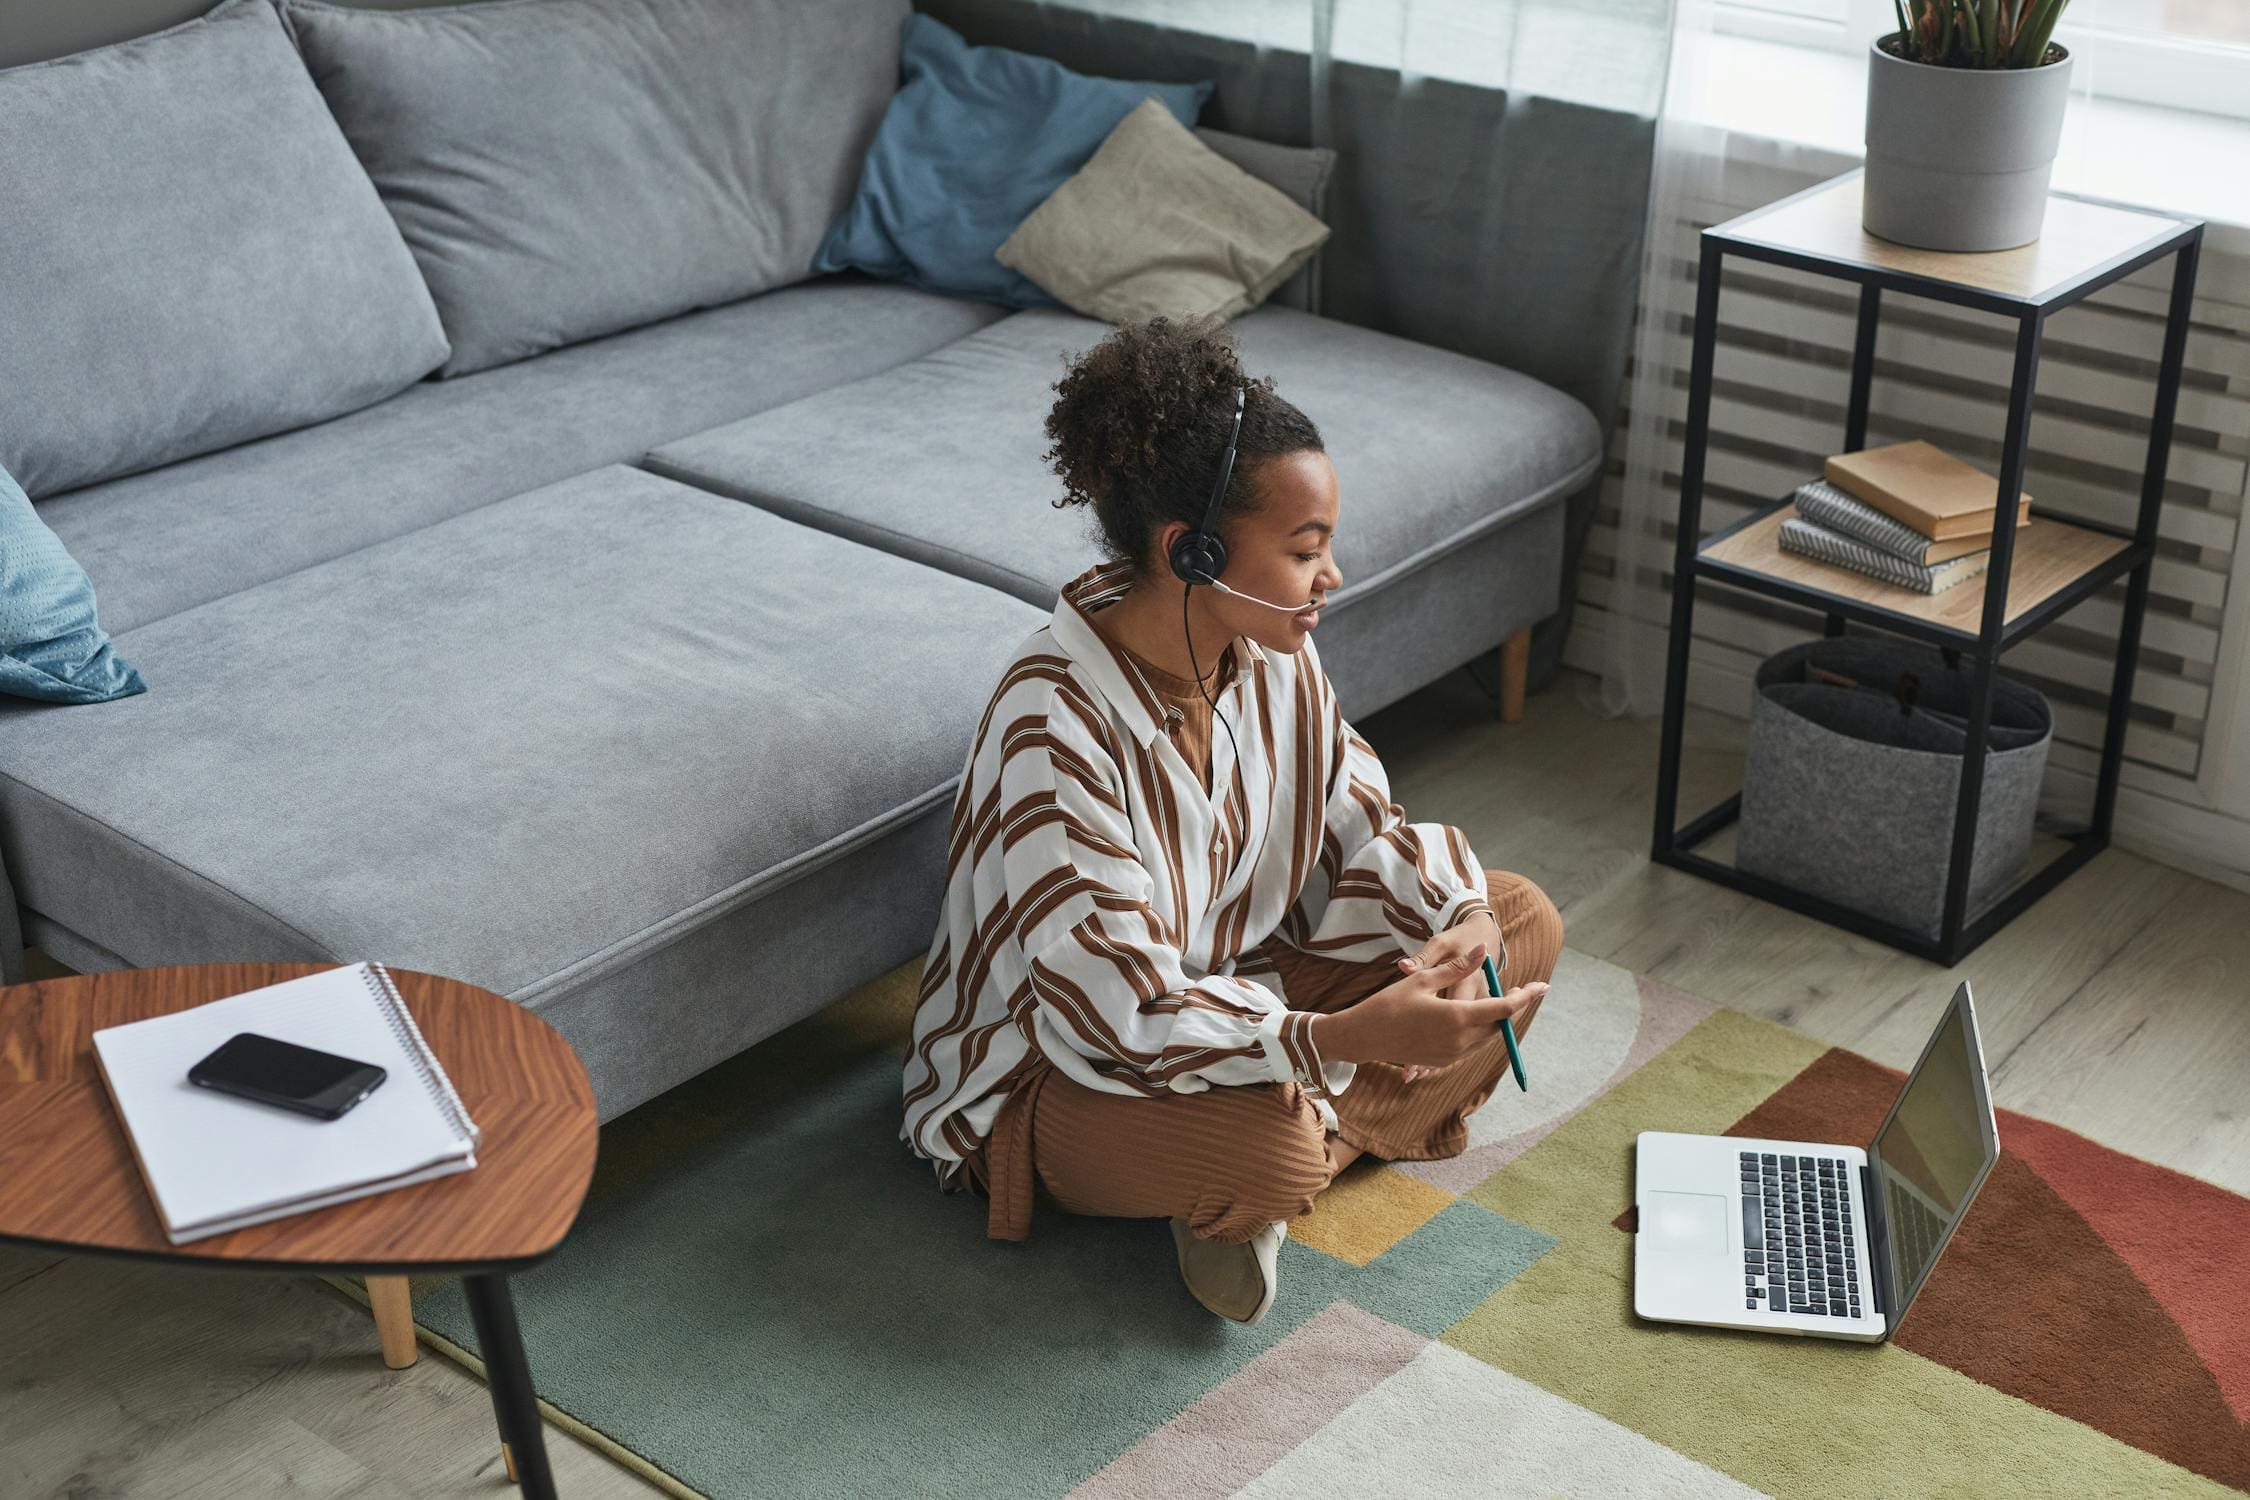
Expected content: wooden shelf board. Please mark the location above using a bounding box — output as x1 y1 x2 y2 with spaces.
1716 171 2191 303
1699 504 2132 635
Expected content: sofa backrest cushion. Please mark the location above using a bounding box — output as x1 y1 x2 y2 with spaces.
0 0 451 500
278 0 911 378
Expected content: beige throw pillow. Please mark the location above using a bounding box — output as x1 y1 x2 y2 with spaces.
996 96 1332 325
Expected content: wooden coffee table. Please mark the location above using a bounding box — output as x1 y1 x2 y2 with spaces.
0 963 598 1499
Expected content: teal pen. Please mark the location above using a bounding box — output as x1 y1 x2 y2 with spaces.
1482 952 1528 1092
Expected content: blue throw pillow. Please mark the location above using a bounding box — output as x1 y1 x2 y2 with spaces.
813 12 1213 308
0 462 147 704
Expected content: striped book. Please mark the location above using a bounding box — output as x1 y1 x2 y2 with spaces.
1777 517 1990 595
1793 479 1996 565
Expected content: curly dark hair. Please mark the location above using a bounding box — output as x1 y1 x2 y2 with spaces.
1042 313 1324 585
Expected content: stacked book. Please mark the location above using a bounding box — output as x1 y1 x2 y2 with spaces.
1778 439 2033 595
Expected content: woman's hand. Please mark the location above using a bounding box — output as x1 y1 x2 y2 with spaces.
1394 913 1506 1081
1404 912 1504 998
1309 942 1545 1073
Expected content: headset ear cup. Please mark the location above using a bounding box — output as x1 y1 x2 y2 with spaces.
1172 534 1225 586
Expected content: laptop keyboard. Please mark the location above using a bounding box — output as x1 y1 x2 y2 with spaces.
1739 1150 1863 1320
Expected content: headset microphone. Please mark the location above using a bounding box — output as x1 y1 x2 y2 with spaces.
1206 578 1318 613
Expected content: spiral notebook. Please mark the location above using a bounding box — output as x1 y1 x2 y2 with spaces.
91 962 481 1245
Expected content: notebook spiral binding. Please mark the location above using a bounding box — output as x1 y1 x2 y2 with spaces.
359 961 482 1147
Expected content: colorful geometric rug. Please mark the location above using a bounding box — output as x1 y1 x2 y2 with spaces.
386 948 2249 1498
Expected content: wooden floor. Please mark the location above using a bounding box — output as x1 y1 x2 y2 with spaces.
5 665 2245 1499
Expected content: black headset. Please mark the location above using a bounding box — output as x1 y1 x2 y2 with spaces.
1164 385 1247 774
1168 384 1246 590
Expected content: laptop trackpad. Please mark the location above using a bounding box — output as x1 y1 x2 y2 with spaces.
1643 1191 1730 1254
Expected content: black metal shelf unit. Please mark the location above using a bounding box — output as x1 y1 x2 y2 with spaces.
1650 168 2204 965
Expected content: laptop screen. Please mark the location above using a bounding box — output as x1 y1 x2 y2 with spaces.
1870 984 1999 1321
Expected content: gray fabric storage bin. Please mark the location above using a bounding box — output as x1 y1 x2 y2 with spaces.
1736 637 2052 940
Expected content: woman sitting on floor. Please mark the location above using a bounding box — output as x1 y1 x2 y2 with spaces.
901 313 1562 1324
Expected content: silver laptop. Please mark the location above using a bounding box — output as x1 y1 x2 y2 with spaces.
1633 981 1999 1342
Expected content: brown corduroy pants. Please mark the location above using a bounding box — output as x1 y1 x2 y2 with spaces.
963 869 1564 1244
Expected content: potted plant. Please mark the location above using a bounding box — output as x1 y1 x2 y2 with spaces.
1864 1 2074 252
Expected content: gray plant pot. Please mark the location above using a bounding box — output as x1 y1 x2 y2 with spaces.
1736 638 2052 941
1863 31 2073 252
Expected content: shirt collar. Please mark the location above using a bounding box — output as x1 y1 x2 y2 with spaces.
1050 560 1263 748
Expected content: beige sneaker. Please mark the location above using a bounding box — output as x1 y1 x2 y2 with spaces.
1168 1217 1287 1324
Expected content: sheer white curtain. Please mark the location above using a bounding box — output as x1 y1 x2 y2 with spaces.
1292 0 1678 697
1595 0 1723 721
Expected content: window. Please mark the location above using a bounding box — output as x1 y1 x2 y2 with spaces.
1087 0 2250 124
1717 0 2250 121
2060 0 2250 118
1715 0 1849 53
2095 0 2250 46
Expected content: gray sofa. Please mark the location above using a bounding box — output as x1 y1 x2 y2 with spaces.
0 0 1602 1124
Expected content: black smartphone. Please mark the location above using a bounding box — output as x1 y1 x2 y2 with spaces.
187 1031 388 1121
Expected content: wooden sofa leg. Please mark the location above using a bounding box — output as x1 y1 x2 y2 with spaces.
369 1275 419 1369
1498 627 1531 724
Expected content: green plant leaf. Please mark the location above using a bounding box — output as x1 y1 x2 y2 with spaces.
1957 0 1983 63
2012 0 2069 67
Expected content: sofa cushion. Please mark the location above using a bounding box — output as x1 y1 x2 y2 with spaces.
0 465 1046 1112
810 12 1212 309
17 764 976 1118
0 0 449 500
647 305 1606 611
996 98 1330 325
35 277 1006 637
279 0 909 377
1190 128 1335 314
0 463 145 705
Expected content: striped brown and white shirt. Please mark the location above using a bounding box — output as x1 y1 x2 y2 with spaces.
901 558 1497 1183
